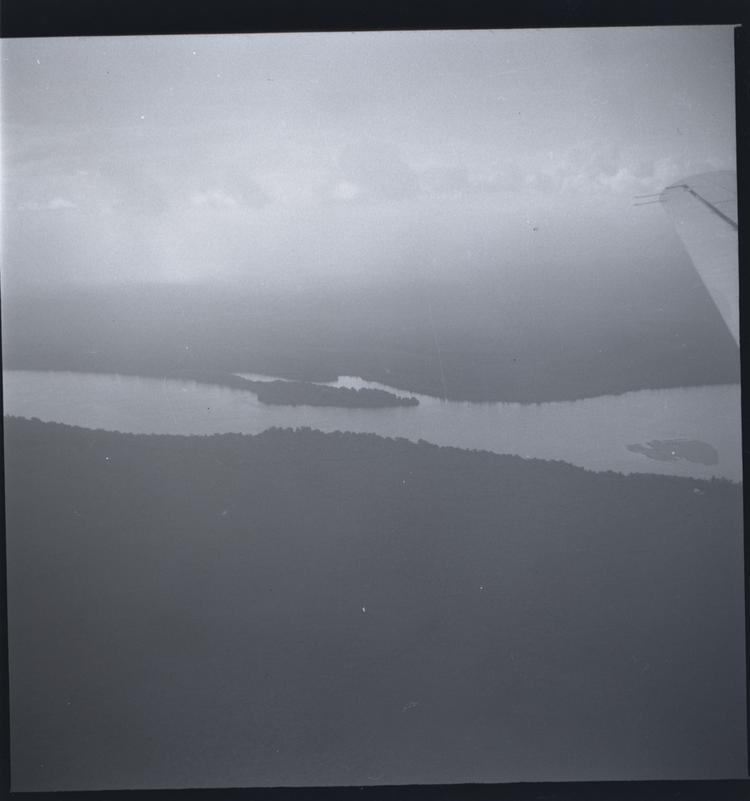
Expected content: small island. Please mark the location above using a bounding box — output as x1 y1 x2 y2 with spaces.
626 439 719 466
249 379 419 408
174 370 419 408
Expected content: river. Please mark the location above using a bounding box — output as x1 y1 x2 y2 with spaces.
2 369 741 481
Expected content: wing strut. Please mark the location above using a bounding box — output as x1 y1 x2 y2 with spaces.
668 183 738 231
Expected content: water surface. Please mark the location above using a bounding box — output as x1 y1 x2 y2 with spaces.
3 370 742 481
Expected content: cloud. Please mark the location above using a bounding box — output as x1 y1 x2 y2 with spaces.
335 140 419 202
331 180 362 201
419 164 470 195
507 141 732 200
206 168 269 209
189 177 269 210
17 196 77 211
415 159 571 200
632 160 655 180
190 190 241 208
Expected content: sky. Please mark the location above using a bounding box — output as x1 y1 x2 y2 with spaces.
0 26 737 290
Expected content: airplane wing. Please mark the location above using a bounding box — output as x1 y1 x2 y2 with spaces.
659 170 739 345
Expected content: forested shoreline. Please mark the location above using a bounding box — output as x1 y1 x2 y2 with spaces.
2 279 739 403
5 416 745 789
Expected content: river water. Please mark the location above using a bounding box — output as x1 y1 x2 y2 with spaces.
2 369 742 481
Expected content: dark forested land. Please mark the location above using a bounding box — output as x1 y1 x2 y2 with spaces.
1 275 739 402
4 417 745 790
250 379 419 407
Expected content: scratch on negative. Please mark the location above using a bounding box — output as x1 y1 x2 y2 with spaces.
426 300 448 401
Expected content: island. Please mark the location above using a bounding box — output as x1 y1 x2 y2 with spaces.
166 370 419 408
627 438 719 466
248 379 419 408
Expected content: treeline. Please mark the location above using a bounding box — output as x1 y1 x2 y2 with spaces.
250 379 418 407
4 417 745 790
1 279 739 403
